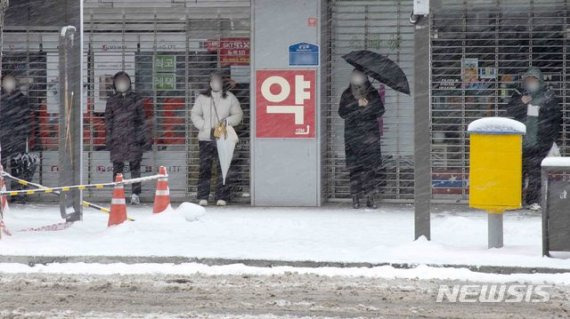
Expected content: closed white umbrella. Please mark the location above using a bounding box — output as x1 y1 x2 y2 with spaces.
216 125 239 185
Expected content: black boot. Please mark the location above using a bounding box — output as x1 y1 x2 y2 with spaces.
352 195 361 209
366 195 377 209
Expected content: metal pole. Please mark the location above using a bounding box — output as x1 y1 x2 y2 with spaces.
0 0 9 236
0 0 9 162
541 167 549 256
185 12 190 199
413 12 431 240
59 26 82 222
58 0 83 222
488 213 503 249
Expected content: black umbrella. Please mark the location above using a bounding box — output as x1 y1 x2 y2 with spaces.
342 50 410 95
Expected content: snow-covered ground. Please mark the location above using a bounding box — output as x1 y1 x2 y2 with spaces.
3 262 570 285
1 203 569 270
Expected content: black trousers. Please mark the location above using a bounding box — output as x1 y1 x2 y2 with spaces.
522 147 544 205
198 140 230 201
349 164 382 197
113 159 141 195
346 143 383 197
1 156 28 192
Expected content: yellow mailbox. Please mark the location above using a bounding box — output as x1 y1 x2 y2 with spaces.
467 117 526 213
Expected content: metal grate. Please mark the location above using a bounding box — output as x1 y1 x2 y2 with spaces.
83 3 251 202
3 1 252 203
431 0 569 201
325 0 415 201
1 28 59 200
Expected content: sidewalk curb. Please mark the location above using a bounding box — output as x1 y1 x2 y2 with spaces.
0 255 568 275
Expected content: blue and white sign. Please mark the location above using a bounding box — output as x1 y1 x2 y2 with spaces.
289 42 319 66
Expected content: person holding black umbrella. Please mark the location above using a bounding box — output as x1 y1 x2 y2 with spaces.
339 69 385 209
339 50 409 209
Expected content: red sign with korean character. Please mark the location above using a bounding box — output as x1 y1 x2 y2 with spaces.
256 70 316 138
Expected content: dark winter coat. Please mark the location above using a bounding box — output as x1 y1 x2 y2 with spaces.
104 72 148 162
0 90 32 158
506 90 562 157
338 83 385 187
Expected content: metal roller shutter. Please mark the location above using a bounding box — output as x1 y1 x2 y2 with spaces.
1 28 59 199
431 0 569 201
325 0 415 201
83 1 251 202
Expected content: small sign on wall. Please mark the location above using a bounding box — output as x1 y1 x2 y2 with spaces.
205 38 250 66
154 73 176 90
289 42 319 66
308 17 318 27
154 55 176 90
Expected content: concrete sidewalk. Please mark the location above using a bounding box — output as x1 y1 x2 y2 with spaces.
1 203 569 274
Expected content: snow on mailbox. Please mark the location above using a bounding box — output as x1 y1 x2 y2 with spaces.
467 117 526 213
468 117 526 249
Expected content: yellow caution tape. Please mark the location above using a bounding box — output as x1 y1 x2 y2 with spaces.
0 173 139 221
0 174 165 196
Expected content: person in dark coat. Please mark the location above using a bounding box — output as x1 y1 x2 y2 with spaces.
339 69 385 209
506 67 562 210
0 74 33 198
104 71 148 205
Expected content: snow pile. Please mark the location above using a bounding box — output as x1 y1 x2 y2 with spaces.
109 202 206 233
2 262 570 284
467 117 526 134
541 157 570 168
3 205 570 271
177 202 207 221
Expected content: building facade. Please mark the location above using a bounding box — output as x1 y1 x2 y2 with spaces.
3 0 567 206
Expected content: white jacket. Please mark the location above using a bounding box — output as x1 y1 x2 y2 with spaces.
191 91 243 141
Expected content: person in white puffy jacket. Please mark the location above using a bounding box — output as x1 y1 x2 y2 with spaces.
191 72 243 207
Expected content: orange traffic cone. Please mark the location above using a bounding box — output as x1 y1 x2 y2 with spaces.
153 166 170 214
108 173 127 226
0 164 9 239
0 164 9 214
